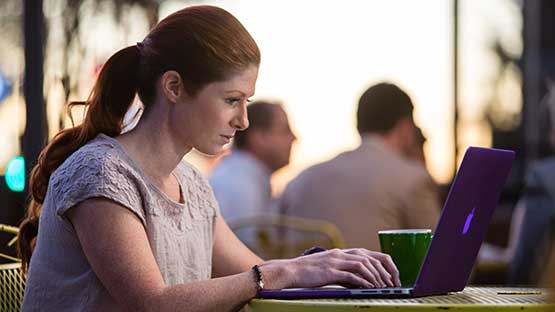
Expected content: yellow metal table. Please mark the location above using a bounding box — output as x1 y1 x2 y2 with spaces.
246 287 554 311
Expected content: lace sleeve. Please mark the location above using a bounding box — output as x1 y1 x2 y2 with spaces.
50 148 146 226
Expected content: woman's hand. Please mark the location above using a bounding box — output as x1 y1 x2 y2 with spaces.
259 248 401 290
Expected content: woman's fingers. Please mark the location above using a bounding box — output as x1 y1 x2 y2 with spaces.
331 269 375 289
343 254 389 287
369 257 394 287
343 249 399 287
325 249 388 288
367 251 401 287
338 260 381 287
295 248 402 289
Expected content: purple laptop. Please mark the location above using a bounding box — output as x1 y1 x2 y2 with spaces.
259 147 515 299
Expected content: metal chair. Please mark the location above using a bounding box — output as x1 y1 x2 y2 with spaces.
0 224 24 312
0 263 25 312
228 214 345 259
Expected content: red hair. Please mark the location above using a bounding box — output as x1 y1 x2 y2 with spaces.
18 5 260 273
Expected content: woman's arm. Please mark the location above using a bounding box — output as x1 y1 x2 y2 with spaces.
210 214 401 288
68 198 400 312
68 198 261 311
211 215 263 277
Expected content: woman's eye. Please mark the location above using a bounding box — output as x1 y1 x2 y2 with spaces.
225 98 241 106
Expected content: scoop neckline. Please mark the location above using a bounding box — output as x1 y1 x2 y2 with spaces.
97 133 186 207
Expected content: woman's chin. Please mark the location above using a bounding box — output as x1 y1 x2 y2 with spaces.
194 144 225 157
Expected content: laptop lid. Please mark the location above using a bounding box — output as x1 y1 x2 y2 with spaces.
412 147 514 296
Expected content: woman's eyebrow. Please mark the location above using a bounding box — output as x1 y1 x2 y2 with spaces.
224 90 246 96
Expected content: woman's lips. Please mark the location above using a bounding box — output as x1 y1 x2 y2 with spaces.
221 135 233 144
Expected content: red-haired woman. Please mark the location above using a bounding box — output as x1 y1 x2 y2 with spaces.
18 6 400 311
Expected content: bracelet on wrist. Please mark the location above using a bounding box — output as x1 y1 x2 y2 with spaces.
252 264 265 295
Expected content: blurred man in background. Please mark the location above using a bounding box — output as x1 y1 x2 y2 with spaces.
209 101 296 247
280 82 440 251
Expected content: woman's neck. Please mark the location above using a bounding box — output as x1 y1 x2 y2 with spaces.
116 114 190 184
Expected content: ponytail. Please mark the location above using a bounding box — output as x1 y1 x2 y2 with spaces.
18 45 141 273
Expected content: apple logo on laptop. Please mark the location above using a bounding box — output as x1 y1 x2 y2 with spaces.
462 207 476 235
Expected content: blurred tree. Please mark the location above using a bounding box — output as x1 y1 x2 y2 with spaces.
23 0 48 189
51 0 162 130
0 1 23 48
483 37 523 191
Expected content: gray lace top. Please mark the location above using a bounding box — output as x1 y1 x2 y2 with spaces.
22 134 219 311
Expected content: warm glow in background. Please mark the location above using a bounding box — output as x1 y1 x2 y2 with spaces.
0 0 522 194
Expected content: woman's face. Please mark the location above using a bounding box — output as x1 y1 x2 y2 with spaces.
172 65 258 155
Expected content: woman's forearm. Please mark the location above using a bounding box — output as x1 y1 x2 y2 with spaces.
146 263 290 312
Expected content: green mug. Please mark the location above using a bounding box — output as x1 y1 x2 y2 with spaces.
378 229 432 287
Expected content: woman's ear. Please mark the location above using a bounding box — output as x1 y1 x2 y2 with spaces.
161 70 184 103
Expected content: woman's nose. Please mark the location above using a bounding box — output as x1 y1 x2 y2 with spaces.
233 106 249 131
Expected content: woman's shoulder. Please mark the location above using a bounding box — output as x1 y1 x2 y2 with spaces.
47 134 146 224
55 135 126 175
49 134 138 192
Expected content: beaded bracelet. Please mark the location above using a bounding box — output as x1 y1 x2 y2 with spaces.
252 264 265 294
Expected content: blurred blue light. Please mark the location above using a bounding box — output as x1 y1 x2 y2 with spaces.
0 71 12 103
5 156 25 192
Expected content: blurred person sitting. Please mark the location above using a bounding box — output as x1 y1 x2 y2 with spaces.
280 82 440 252
209 101 296 247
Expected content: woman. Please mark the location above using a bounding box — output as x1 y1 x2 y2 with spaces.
18 5 400 311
